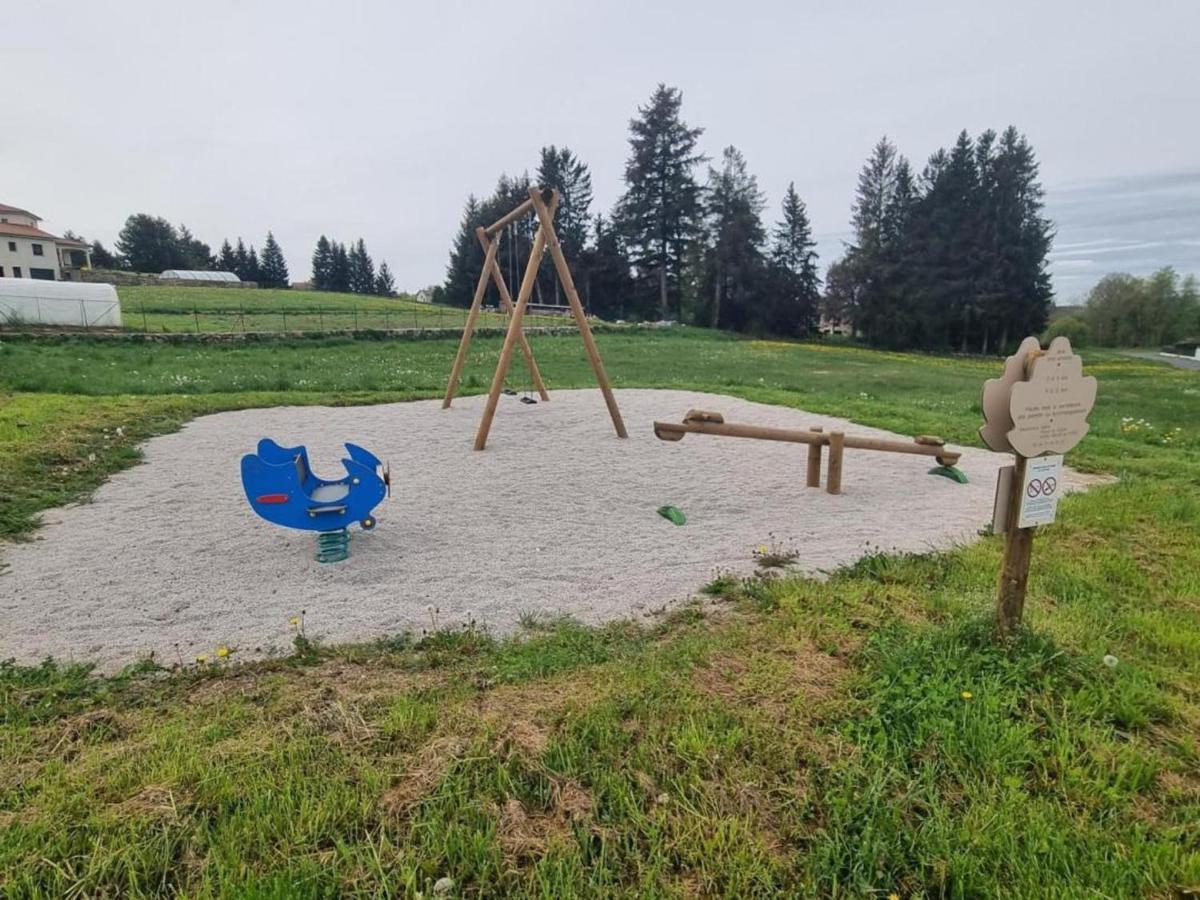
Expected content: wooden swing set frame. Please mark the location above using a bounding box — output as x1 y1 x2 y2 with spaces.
442 186 627 450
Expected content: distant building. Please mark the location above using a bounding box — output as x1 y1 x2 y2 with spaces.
0 203 92 281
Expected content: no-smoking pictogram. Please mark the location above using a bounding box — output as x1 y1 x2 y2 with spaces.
1025 476 1059 499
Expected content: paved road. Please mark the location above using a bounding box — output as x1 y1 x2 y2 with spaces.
1122 351 1200 371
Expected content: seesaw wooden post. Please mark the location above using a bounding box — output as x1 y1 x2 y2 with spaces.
806 425 824 488
827 431 845 495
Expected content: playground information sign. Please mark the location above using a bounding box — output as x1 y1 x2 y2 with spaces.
979 336 1042 453
1017 454 1063 528
1006 338 1097 458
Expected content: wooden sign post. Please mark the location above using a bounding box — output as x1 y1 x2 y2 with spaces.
980 336 1097 638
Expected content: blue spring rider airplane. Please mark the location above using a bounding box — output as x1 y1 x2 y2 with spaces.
241 439 390 562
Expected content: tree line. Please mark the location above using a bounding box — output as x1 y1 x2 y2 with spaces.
73 214 396 296
441 84 1055 352
310 236 396 296
1050 267 1199 348
828 131 1054 353
441 87 821 335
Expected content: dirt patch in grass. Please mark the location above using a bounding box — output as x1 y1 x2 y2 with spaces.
113 785 186 822
694 640 850 715
46 709 128 758
495 779 595 860
475 678 599 756
379 735 467 818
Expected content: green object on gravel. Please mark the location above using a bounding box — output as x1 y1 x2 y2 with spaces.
657 505 687 526
928 465 969 484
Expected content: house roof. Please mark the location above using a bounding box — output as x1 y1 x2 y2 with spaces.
0 202 39 220
0 221 88 247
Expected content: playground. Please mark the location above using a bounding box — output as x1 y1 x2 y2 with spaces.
0 388 1049 669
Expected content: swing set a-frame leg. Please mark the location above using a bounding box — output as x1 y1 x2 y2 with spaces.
529 187 627 439
473 206 549 450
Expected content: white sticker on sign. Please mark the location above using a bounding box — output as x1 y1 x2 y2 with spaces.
1018 454 1064 528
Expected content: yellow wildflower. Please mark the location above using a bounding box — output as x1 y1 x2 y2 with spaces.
961 691 973 701
216 646 230 659
289 616 301 627
195 654 208 665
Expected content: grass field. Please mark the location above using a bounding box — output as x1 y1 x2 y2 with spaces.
1 331 1198 897
109 285 579 334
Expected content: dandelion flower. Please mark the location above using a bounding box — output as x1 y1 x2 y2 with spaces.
289 616 300 627
757 545 769 554
961 691 973 701
889 894 901 900
1102 654 1118 668
195 654 208 664
216 646 230 659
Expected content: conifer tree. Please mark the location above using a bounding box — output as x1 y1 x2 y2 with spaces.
579 215 637 320
217 239 237 273
348 239 375 294
536 146 593 260
246 246 261 283
329 241 351 293
764 182 821 336
537 146 594 304
374 260 396 297
614 84 706 318
259 231 290 288
697 146 767 330
90 240 117 269
443 195 484 307
233 238 250 281
311 236 333 290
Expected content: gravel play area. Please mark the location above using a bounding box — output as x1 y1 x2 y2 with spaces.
0 389 1086 671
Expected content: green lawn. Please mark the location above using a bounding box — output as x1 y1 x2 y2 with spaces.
1 331 1198 897
113 285 577 334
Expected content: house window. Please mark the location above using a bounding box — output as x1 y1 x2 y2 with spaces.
6 242 15 252
32 243 44 256
30 268 55 281
0 266 5 277
13 266 22 277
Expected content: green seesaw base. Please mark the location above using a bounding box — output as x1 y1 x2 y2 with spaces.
928 465 969 484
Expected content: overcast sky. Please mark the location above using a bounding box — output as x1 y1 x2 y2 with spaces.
5 0 1198 302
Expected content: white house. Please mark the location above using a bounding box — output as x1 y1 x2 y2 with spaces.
0 202 92 282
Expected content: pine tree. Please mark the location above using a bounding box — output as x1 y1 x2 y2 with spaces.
348 239 375 294
614 84 706 319
579 215 637 320
374 260 396 297
329 241 351 293
116 214 181 273
246 246 261 284
259 231 290 288
764 182 821 336
311 236 333 290
90 240 117 269
697 146 767 331
443 195 484 307
233 238 250 281
537 146 593 260
843 137 901 344
217 240 237 273
989 126 1054 350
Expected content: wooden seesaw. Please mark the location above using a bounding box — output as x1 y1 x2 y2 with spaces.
653 410 966 494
